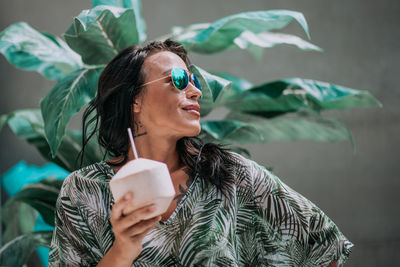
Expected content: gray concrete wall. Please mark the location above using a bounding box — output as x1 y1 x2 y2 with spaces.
1 0 399 266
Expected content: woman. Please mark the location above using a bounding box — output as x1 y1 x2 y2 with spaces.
49 39 353 266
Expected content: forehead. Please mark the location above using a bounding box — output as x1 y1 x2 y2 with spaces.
143 51 188 79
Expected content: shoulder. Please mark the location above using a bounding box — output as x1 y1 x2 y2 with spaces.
227 151 267 170
59 162 114 201
57 162 114 214
227 151 273 182
227 151 293 202
63 161 113 186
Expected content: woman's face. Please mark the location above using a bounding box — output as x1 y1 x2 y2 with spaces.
134 51 202 140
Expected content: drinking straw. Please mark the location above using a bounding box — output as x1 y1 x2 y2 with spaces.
127 128 139 159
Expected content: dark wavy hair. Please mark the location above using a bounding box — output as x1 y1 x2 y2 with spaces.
79 39 239 194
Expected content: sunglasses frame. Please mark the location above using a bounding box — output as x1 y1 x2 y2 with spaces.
140 67 202 92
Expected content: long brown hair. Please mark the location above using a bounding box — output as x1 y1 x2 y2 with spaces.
79 39 239 195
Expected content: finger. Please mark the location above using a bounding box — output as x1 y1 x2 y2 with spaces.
128 216 161 238
119 204 157 230
111 192 133 220
122 201 157 216
122 202 140 216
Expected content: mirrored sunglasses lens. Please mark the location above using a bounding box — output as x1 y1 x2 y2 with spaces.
171 68 188 90
191 74 202 91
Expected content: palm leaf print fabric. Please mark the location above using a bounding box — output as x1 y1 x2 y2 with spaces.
49 153 353 266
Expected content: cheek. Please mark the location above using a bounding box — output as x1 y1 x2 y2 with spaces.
141 89 200 135
142 92 181 122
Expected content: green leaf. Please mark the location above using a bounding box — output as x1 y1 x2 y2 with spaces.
92 0 146 44
0 114 7 132
5 109 102 171
200 120 262 144
6 109 44 140
52 129 103 170
40 68 102 157
224 110 354 144
64 5 145 65
7 178 63 226
189 65 232 117
0 231 53 267
224 78 382 112
233 31 322 59
92 0 138 8
0 22 83 80
212 72 253 99
169 23 210 41
172 10 310 54
1 201 37 243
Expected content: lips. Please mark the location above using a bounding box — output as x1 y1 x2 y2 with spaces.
182 104 200 117
182 104 200 112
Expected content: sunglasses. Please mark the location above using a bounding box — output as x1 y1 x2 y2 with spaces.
141 67 202 92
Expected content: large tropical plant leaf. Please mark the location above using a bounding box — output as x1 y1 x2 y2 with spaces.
3 178 63 226
1 201 37 244
224 78 382 112
2 109 45 140
0 22 82 80
234 31 322 59
2 109 102 171
212 72 253 99
171 10 311 54
92 0 138 7
200 110 354 144
40 68 102 157
200 120 262 144
91 0 146 44
189 65 232 117
0 231 52 267
0 114 7 132
64 5 145 65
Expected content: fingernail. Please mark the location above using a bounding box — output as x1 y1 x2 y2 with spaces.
124 192 132 200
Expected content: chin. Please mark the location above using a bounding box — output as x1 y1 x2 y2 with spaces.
183 123 201 137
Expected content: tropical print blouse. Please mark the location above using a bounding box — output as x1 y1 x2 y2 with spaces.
49 153 353 266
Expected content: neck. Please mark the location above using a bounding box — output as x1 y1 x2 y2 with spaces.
127 132 181 173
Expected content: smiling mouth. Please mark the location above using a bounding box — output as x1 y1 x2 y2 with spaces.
183 108 200 117
182 104 200 117
182 107 200 117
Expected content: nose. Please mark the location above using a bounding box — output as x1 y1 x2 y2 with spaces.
185 82 202 100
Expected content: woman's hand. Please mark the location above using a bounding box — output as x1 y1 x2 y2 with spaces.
111 191 161 259
97 192 161 267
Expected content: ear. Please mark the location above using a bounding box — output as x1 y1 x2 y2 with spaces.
132 95 143 113
132 101 141 113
